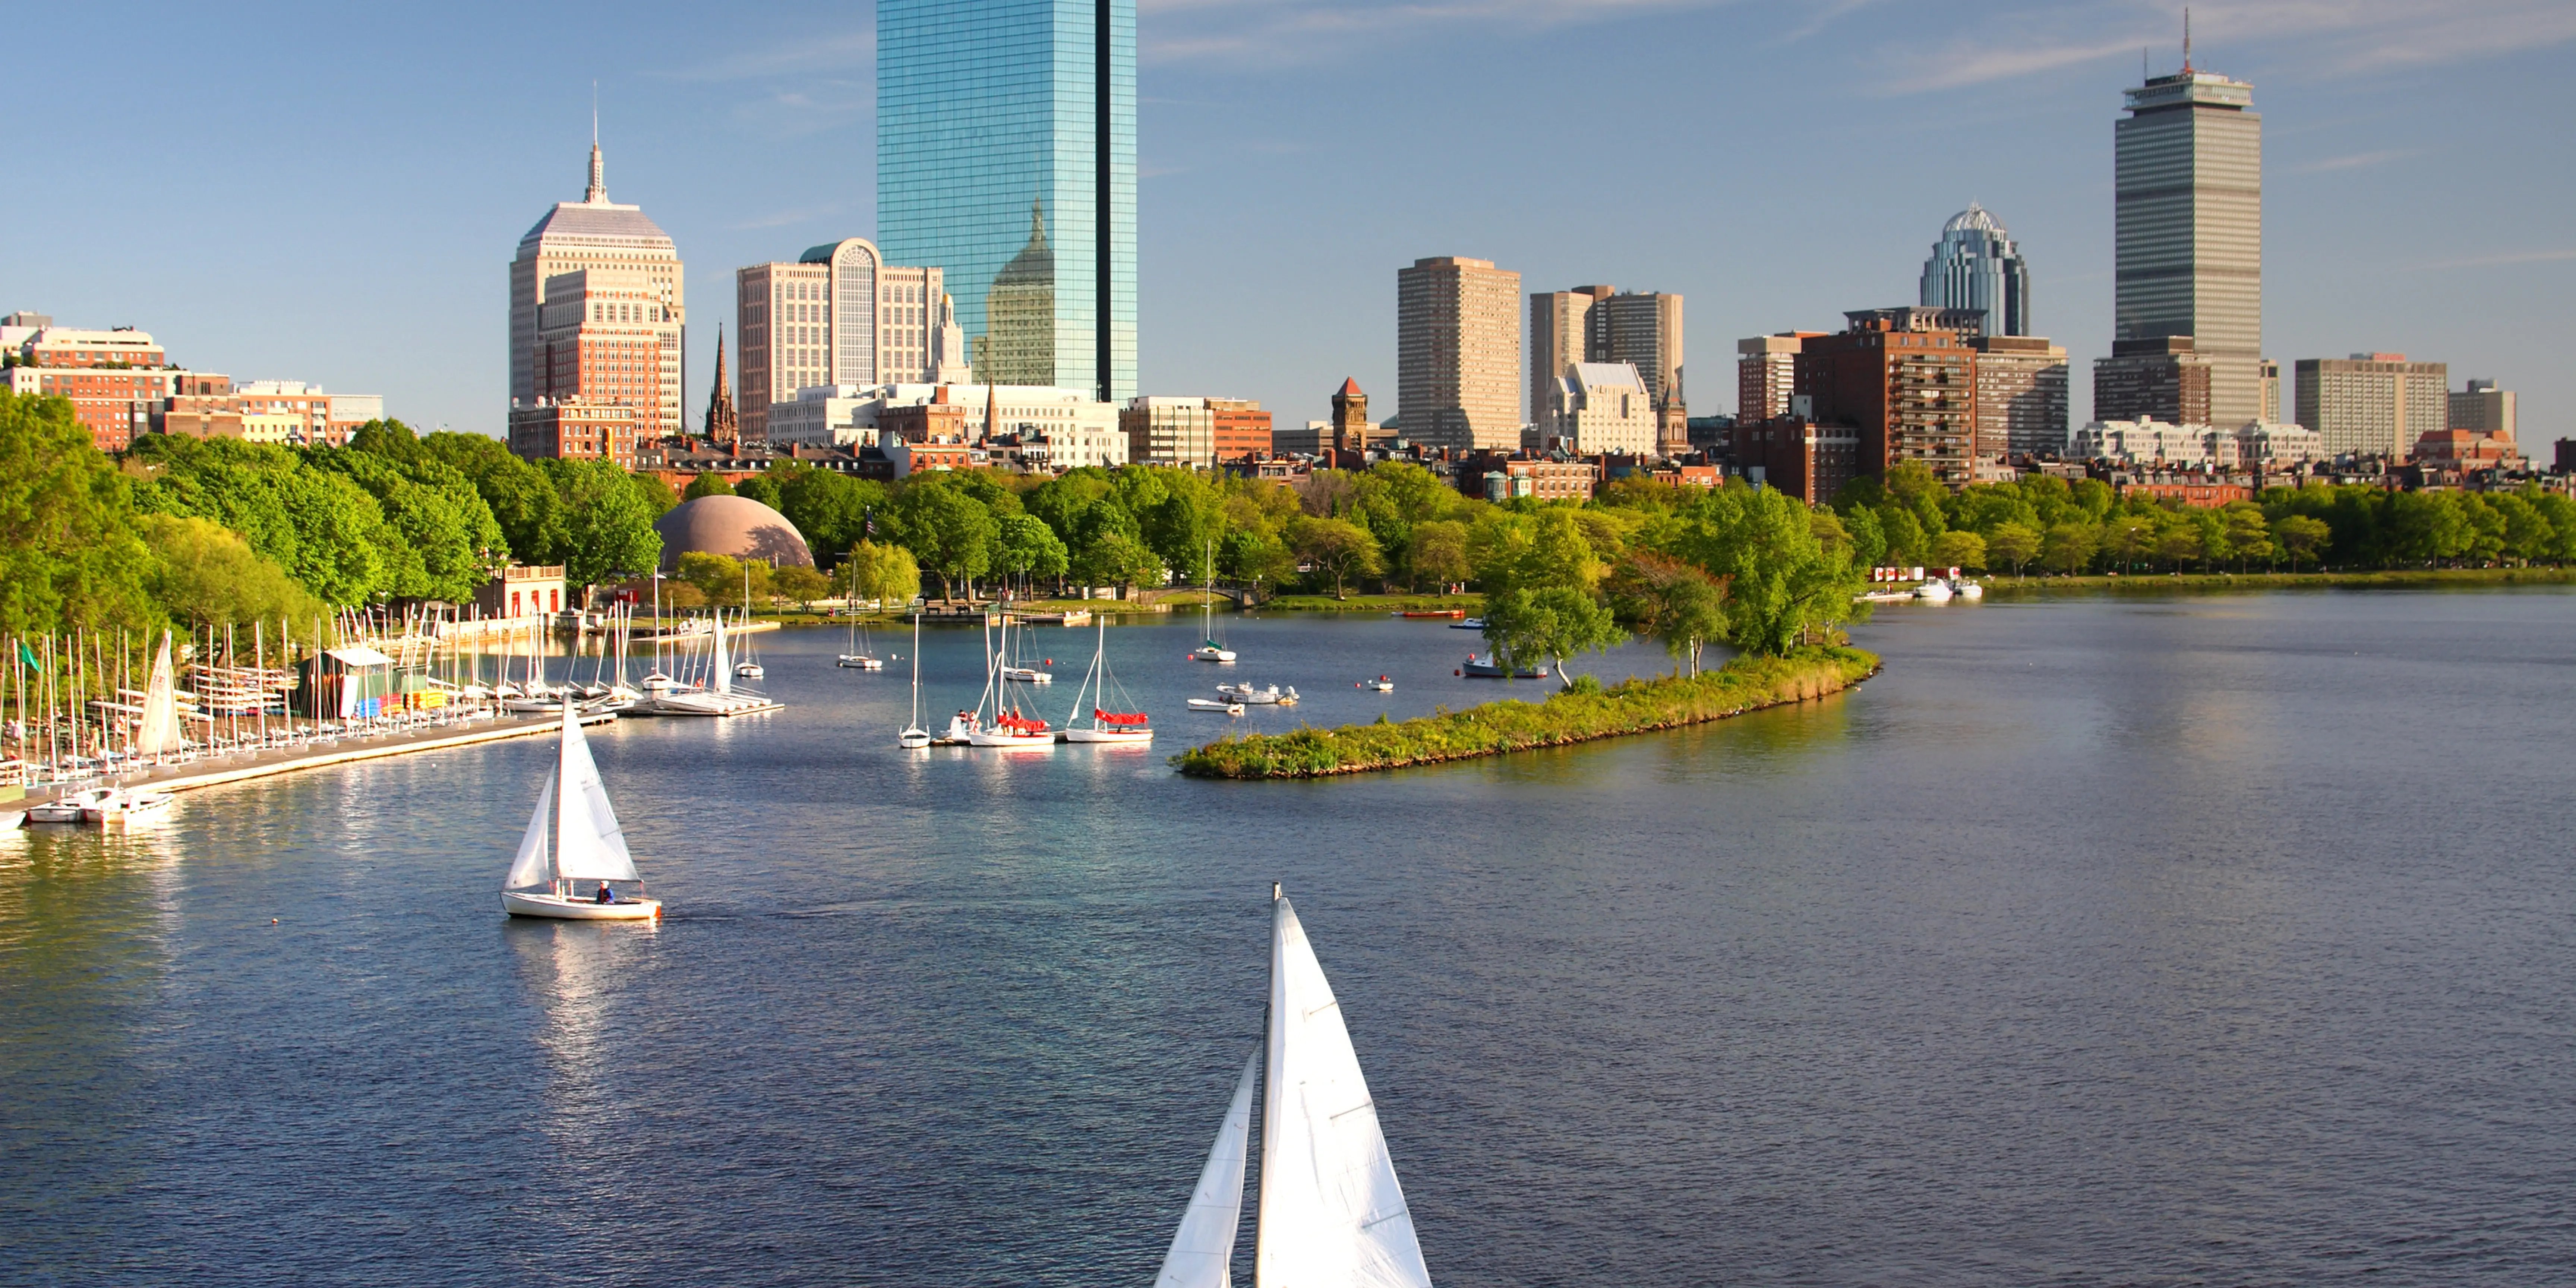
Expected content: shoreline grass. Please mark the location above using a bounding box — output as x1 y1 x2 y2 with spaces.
1974 566 2573 599
1174 647 1877 779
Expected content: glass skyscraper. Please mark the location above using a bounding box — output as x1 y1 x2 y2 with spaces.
879 0 1136 402
1918 203 2030 338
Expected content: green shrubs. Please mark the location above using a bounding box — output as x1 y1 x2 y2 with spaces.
1173 647 1877 779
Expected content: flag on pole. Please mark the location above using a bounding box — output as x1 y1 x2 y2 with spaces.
16 641 39 673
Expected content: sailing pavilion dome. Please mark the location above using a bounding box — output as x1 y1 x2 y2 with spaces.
653 494 814 573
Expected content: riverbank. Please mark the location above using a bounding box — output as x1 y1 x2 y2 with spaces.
1174 647 1876 779
15 710 609 810
1975 566 2573 599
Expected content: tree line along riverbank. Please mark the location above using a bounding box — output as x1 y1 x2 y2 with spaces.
1172 647 1877 779
1973 565 2575 599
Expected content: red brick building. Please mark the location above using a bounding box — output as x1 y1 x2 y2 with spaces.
1729 417 1862 504
1792 308 1979 488
509 398 641 468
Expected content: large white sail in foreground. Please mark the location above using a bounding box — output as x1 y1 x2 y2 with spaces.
550 702 638 883
1254 895 1433 1288
1157 1048 1259 1288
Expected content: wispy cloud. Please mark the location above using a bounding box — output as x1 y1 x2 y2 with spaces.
2406 247 2576 272
1877 35 2145 92
660 31 875 82
2294 148 2414 173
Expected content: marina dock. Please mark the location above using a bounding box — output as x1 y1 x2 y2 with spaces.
13 711 615 810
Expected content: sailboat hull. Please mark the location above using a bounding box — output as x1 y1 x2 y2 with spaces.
502 890 662 920
1063 727 1153 744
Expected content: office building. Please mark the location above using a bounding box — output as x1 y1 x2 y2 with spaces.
510 398 641 467
1920 203 2030 338
736 239 956 441
1122 397 1216 468
1209 398 1270 461
1792 308 1981 487
1737 333 1818 423
878 0 1136 401
1528 286 1614 424
766 382 1126 468
2097 59 2266 427
2450 379 2516 440
1730 417 1860 505
510 140 685 439
1537 362 1657 456
1967 335 2069 459
2296 353 2448 460
1398 256 1522 452
7 363 176 449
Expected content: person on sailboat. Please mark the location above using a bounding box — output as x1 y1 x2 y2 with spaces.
595 881 615 904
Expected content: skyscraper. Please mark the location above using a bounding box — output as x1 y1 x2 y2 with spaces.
2095 57 2265 427
879 0 1136 402
1919 204 2030 338
1398 256 1522 452
1528 285 1614 423
509 140 685 438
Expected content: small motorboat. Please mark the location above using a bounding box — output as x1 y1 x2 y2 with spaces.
734 661 767 680
1000 665 1052 684
27 787 111 825
88 789 177 828
1914 579 1955 602
1449 618 1486 630
1956 580 1985 599
1360 675 1394 692
1460 654 1548 679
1216 683 1296 705
1187 698 1246 715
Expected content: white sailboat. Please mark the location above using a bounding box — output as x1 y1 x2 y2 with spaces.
898 613 932 749
959 614 1054 746
1154 887 1435 1288
998 615 1053 684
1062 616 1151 744
839 599 886 670
734 567 767 679
501 702 660 921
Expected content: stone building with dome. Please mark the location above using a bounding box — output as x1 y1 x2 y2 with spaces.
651 494 815 574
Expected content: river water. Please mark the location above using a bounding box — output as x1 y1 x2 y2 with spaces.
3 591 2572 1285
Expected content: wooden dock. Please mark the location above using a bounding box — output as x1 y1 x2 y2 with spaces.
13 711 613 808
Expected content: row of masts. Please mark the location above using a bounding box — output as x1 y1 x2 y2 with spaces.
0 601 755 790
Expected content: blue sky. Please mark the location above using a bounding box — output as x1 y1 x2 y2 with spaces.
7 1 2570 440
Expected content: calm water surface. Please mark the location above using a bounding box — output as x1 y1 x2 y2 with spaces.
3 593 2572 1285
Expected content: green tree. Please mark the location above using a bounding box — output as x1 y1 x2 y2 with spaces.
546 457 663 587
841 540 923 609
141 514 324 631
420 430 562 564
1074 529 1165 596
2156 523 2206 571
775 466 887 566
1288 514 1384 598
2041 521 2097 575
1404 519 1472 592
2223 504 2274 569
675 551 743 606
893 479 1000 600
1217 527 1297 596
996 512 1071 596
684 471 735 500
1481 585 1626 688
771 564 832 611
734 473 783 510
312 448 505 602
2273 514 2330 571
1606 551 1727 676
1985 521 2040 577
0 392 161 637
1929 529 1987 574
1470 507 1601 597
1668 485 1865 656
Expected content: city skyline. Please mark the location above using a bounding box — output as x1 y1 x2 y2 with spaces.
2 2 2568 439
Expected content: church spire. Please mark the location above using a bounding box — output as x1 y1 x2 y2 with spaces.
705 325 738 444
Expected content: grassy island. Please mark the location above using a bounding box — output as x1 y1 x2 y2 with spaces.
1173 647 1877 779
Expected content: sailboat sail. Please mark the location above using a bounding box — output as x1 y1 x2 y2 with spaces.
1156 1047 1259 1288
1255 896 1434 1288
504 777 555 890
136 632 182 755
551 703 638 882
711 610 734 696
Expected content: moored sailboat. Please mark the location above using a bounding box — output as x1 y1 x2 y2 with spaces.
1152 886 1434 1288
1061 616 1150 744
899 613 933 749
501 702 660 921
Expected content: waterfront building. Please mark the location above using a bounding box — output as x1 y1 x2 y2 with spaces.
1398 256 1522 452
1966 335 2069 459
1729 416 1861 505
735 239 953 441
1793 307 1982 488
2296 353 2448 460
878 0 1136 401
2069 418 2241 468
509 398 640 468
2097 59 2267 428
1737 333 1819 423
1920 204 2031 339
509 140 686 439
2450 379 2516 441
764 382 1126 470
1537 362 1656 456
474 564 570 619
12 325 165 369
